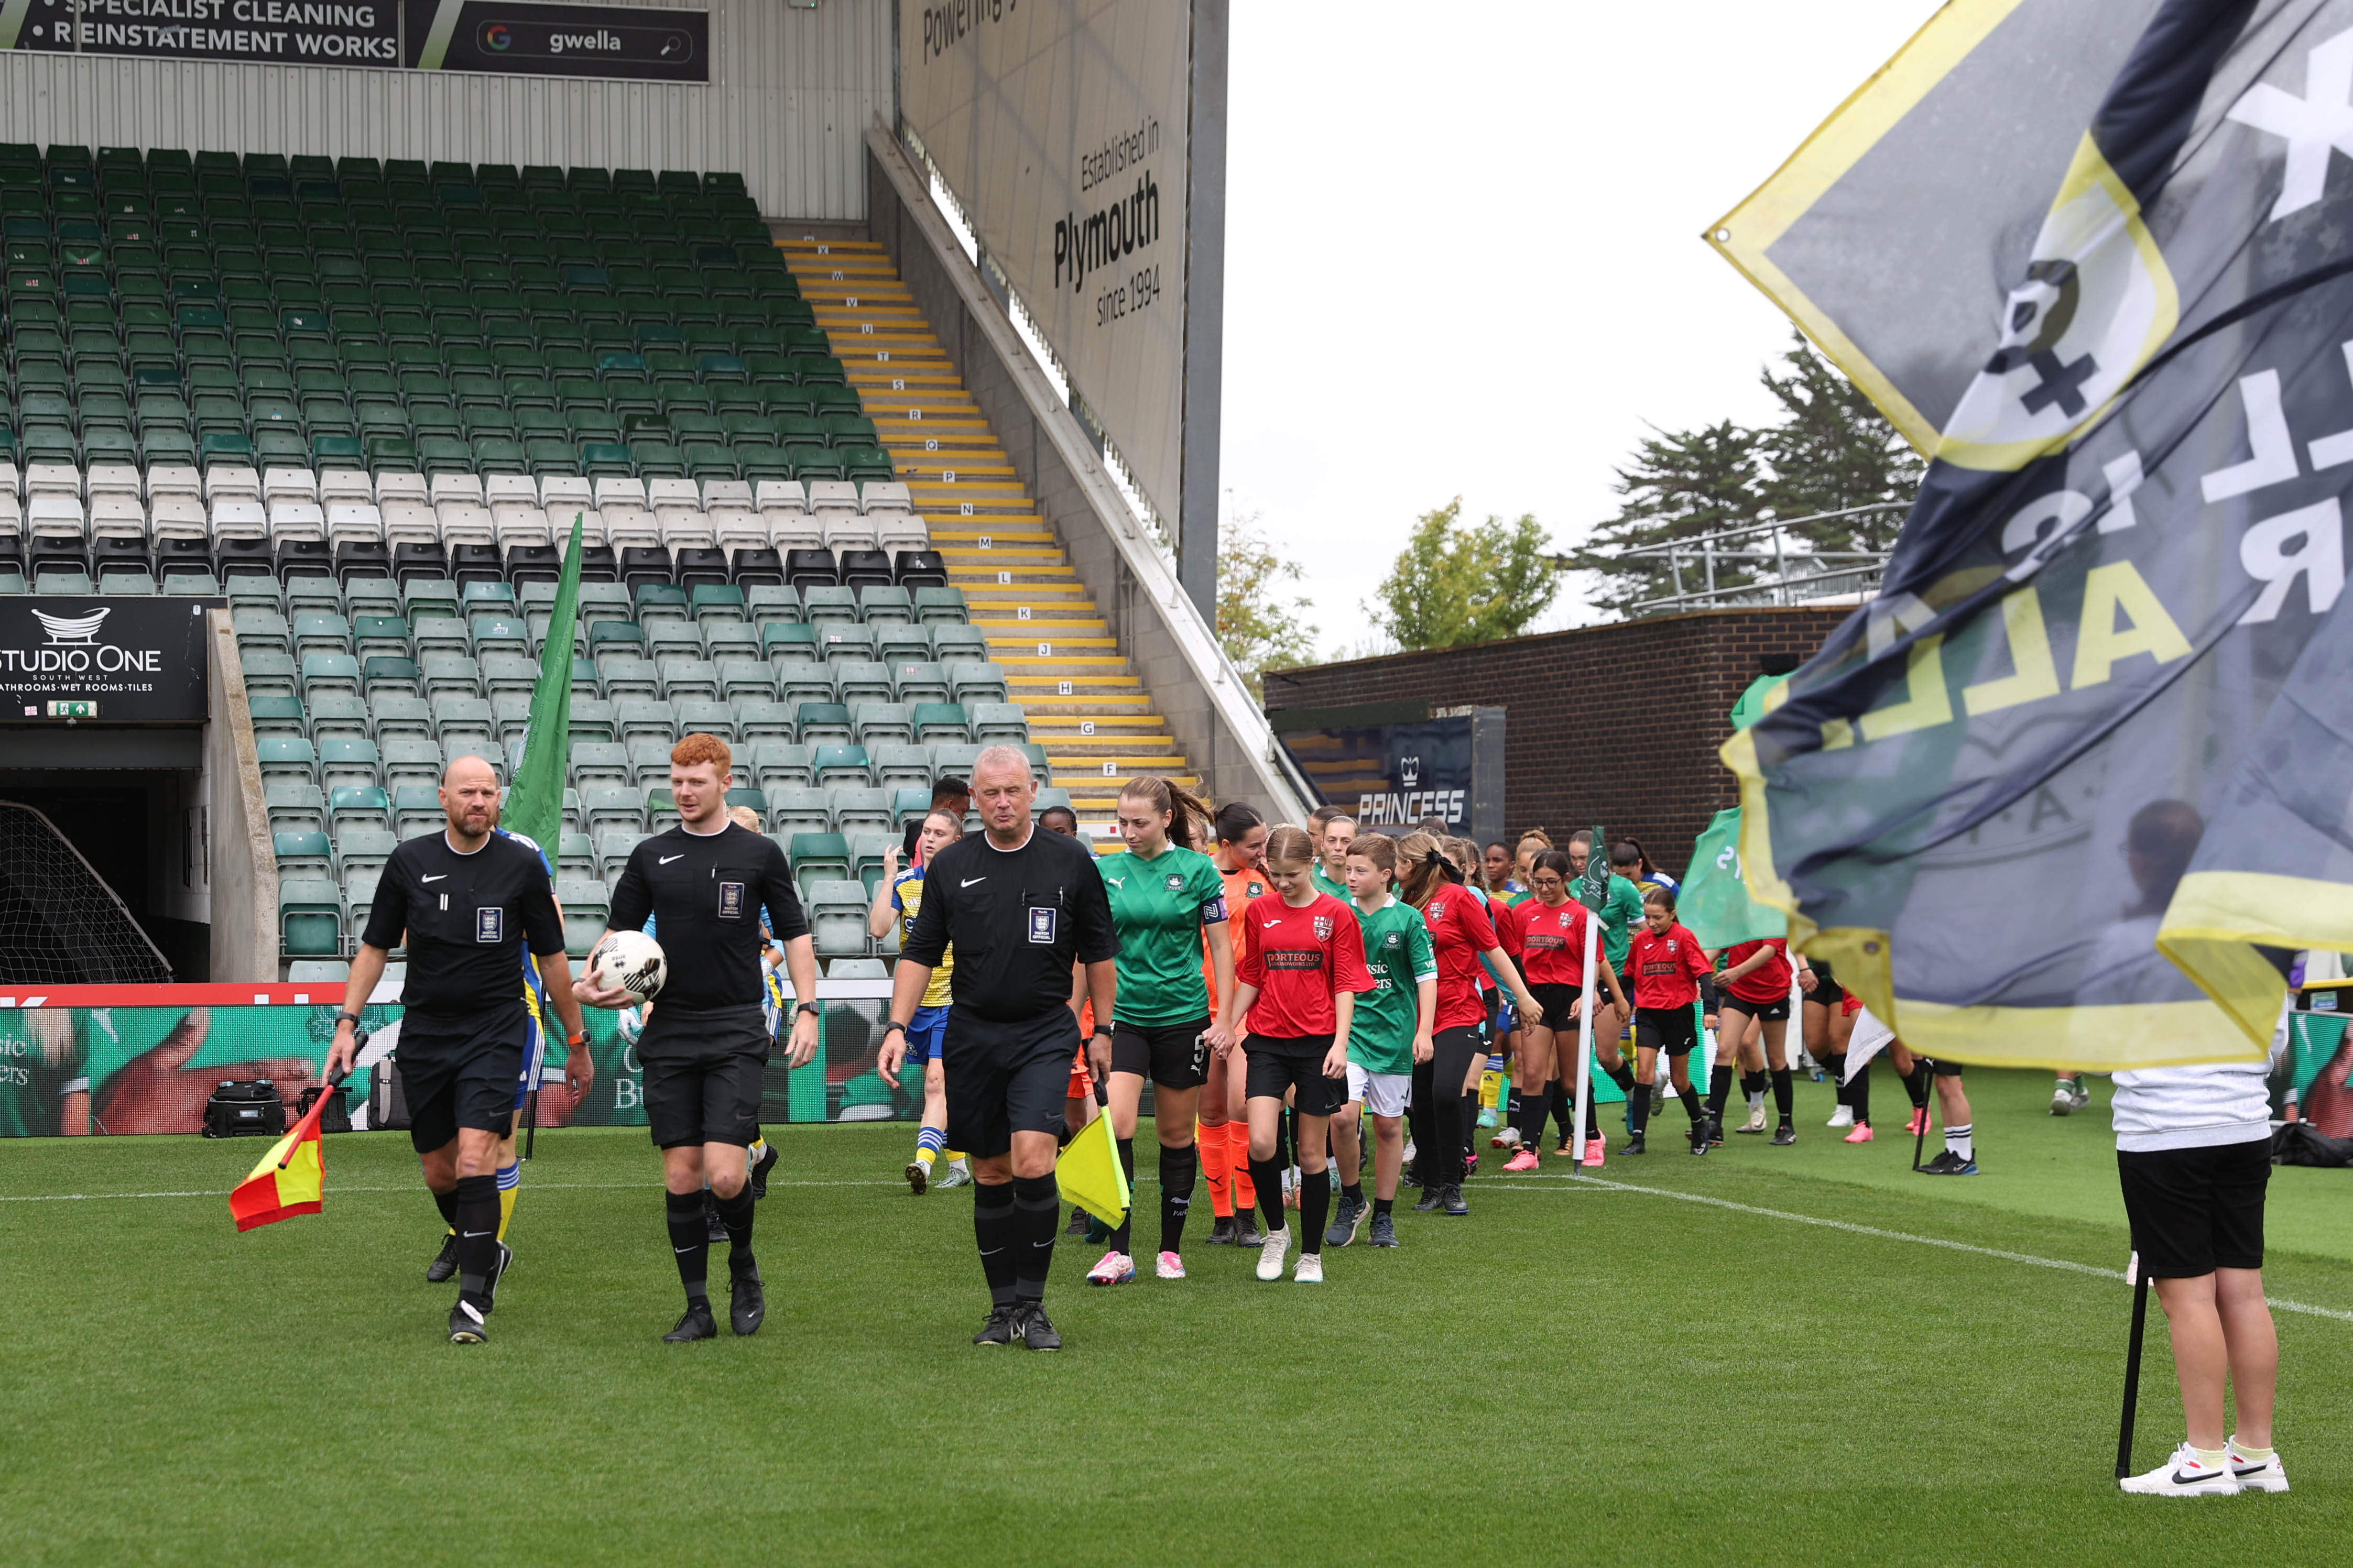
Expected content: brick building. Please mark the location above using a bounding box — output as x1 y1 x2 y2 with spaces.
1262 607 1849 879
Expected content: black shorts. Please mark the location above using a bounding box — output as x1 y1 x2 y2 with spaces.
1111 1016 1212 1089
2118 1138 2270 1278
944 1006 1084 1159
1243 1033 1346 1117
1527 983 1585 1033
1720 994 1791 1023
1634 1006 1698 1056
639 1003 770 1149
1922 1057 1966 1078
1802 958 1845 1008
398 1008 530 1155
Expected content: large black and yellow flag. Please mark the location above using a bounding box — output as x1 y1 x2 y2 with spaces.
1718 0 2353 1070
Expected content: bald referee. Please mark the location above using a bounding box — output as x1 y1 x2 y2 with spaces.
879 746 1117 1350
327 755 589 1345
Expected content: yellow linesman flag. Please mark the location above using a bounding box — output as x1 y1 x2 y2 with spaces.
1054 1112 1129 1225
228 1092 333 1232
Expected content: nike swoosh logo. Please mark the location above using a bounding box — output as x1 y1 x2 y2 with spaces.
673 1246 699 1254
462 1230 492 1237
660 854 684 864
962 877 987 886
421 874 446 883
978 1246 1004 1256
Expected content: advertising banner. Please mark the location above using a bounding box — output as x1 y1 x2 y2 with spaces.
0 983 922 1136
403 0 708 81
0 0 706 80
0 597 217 723
1272 704 1476 833
899 0 1189 525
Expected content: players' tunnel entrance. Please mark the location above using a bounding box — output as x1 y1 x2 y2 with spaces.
0 773 208 983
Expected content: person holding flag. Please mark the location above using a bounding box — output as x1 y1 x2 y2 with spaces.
326 754 588 1345
1496 850 1628 1169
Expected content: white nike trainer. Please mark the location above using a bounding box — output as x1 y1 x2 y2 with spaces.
2119 1443 2240 1497
1255 1226 1290 1281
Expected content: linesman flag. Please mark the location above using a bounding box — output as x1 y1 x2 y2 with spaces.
229 1088 338 1232
1716 0 2353 1071
1054 1109 1130 1225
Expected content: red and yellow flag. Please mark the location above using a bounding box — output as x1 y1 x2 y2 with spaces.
229 1092 333 1232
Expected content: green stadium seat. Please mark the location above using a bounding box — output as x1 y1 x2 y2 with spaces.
278 877 344 957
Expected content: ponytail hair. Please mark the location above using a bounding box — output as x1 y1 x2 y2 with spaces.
1448 837 1489 893
1214 801 1265 845
1397 830 1463 909
1119 773 1215 852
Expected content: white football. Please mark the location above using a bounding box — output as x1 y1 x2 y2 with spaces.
592 929 668 1002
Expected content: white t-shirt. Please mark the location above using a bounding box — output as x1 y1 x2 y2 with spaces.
2110 1000 2287 1153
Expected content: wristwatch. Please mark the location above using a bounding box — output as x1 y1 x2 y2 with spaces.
335 1011 363 1028
795 1001 821 1019
567 1029 587 1048
881 1019 907 1037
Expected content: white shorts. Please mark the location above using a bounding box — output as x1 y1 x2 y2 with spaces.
1347 1062 1411 1119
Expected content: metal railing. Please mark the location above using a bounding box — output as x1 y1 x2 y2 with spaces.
1617 502 1906 615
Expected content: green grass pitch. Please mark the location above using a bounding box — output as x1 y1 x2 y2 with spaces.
3 1068 2348 1565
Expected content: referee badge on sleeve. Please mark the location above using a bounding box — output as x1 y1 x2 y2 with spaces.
475 907 504 944
1028 907 1058 944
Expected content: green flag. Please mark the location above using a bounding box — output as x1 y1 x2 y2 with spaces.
1726 673 1788 734
503 512 583 857
1680 808 1784 950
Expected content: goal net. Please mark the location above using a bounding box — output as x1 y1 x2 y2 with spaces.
0 801 173 985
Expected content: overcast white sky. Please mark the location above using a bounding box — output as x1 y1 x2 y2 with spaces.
1218 1 1943 656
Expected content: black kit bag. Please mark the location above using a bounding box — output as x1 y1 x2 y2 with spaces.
367 1054 411 1132
202 1079 287 1138
296 1084 353 1134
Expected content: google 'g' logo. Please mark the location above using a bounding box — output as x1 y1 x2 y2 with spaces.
485 24 511 48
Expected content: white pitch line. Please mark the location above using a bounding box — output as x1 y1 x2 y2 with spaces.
0 1179 909 1203
1489 1175 2353 1324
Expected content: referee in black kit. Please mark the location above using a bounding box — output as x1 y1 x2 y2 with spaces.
327 754 589 1346
579 734 820 1343
880 745 1117 1350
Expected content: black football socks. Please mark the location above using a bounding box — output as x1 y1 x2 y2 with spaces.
665 1188 710 1306
453 1174 500 1311
1010 1172 1060 1304
1159 1142 1197 1255
973 1179 1018 1308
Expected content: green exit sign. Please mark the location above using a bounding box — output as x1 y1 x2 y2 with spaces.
45 700 97 719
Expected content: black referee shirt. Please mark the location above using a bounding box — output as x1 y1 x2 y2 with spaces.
901 825 1116 1023
361 830 564 1021
608 823 809 1012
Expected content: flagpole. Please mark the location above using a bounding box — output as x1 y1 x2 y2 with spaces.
1572 913 1596 1171
284 1064 354 1169
2116 1247 2150 1482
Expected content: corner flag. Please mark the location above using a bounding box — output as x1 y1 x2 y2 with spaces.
229 1088 337 1232
503 512 584 854
1720 3 2353 1071
1054 1111 1129 1224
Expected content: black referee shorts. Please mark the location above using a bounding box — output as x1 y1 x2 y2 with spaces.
639 1003 770 1150
2118 1138 2271 1278
944 1006 1085 1159
1111 1016 1212 1089
1243 1033 1346 1117
1634 1005 1699 1057
398 1008 531 1155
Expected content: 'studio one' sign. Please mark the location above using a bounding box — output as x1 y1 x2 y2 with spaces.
0 598 218 723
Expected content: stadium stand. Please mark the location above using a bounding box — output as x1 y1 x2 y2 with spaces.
0 145 1201 969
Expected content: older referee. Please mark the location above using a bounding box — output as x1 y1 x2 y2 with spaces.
880 745 1116 1350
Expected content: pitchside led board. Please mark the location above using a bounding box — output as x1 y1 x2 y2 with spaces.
0 984 921 1136
0 598 216 723
899 0 1191 527
1270 702 1506 848
0 0 708 81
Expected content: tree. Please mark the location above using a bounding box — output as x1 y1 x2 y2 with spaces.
1578 421 1766 616
1216 512 1318 702
1755 331 1924 554
1366 500 1562 651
